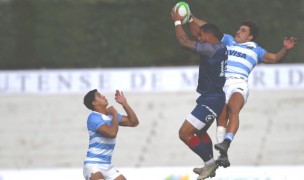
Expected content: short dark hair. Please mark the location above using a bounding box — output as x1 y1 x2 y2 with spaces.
200 23 223 40
241 20 259 41
83 89 97 110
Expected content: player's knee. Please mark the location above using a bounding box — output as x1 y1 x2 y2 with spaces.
200 132 211 144
178 128 190 143
178 128 186 141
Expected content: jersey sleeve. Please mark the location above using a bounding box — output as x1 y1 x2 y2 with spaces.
221 34 234 46
108 113 123 123
87 113 105 132
257 46 267 63
195 42 217 57
117 113 123 123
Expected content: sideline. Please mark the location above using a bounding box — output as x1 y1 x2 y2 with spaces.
0 166 303 180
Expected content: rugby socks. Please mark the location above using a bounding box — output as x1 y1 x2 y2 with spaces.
223 133 234 145
187 133 213 162
205 158 216 166
216 126 226 143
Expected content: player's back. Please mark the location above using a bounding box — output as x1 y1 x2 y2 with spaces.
195 42 227 95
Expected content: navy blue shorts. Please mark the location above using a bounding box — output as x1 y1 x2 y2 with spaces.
187 92 225 130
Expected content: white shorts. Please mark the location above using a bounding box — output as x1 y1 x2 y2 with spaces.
83 164 122 180
223 77 249 104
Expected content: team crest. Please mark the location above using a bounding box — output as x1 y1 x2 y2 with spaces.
205 115 215 123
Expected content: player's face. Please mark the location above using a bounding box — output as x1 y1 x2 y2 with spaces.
234 25 252 43
93 91 108 107
198 30 208 43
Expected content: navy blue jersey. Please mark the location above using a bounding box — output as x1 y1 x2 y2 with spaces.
194 42 227 95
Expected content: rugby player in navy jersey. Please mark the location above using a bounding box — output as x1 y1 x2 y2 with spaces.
171 7 227 179
188 14 297 168
83 89 139 180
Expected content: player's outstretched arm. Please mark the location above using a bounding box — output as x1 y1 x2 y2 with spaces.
192 15 207 27
263 37 297 63
189 14 207 40
115 90 139 127
171 7 196 51
188 15 200 39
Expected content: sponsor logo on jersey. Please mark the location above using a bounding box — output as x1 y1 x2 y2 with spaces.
229 50 246 59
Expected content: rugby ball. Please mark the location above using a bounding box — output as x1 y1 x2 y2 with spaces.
174 1 191 25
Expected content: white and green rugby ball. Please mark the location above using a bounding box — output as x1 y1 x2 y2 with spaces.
174 1 191 25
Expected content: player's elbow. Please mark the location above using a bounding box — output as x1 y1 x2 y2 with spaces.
178 39 187 48
107 129 119 138
134 121 139 127
108 132 118 138
264 57 282 64
130 120 139 127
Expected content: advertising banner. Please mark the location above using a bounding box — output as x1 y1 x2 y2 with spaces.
0 64 303 94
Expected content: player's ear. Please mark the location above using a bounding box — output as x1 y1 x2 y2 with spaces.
206 32 211 41
248 34 254 41
92 99 97 106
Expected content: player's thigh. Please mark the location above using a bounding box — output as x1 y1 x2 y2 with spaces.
196 123 211 137
114 175 127 180
228 92 245 112
90 172 104 180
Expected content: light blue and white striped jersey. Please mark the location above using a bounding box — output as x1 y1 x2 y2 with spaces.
84 111 122 165
222 34 267 79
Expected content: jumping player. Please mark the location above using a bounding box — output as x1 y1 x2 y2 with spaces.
188 15 297 168
171 7 227 179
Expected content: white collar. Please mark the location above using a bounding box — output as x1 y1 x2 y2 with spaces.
238 41 257 48
92 111 108 117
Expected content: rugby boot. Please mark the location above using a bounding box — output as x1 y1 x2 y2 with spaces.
193 167 216 177
196 161 218 180
216 154 230 168
214 140 230 155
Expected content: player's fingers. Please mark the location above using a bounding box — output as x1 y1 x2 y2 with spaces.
171 7 176 14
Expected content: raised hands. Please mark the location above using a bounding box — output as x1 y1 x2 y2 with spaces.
106 106 117 116
114 90 127 105
283 37 297 50
171 6 186 22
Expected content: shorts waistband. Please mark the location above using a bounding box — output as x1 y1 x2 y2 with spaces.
226 76 248 80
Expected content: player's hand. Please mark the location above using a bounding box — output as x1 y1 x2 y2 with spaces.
171 6 186 22
106 106 118 116
115 90 127 105
283 37 297 50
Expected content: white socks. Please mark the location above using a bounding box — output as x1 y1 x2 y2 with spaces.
216 126 226 143
205 158 216 166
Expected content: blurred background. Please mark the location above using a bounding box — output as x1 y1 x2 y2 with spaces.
0 0 303 69
0 0 303 179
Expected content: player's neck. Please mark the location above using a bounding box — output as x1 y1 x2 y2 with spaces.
94 106 107 115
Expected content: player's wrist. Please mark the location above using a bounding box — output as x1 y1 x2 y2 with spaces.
121 101 128 107
189 15 193 23
283 46 289 51
174 21 181 26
